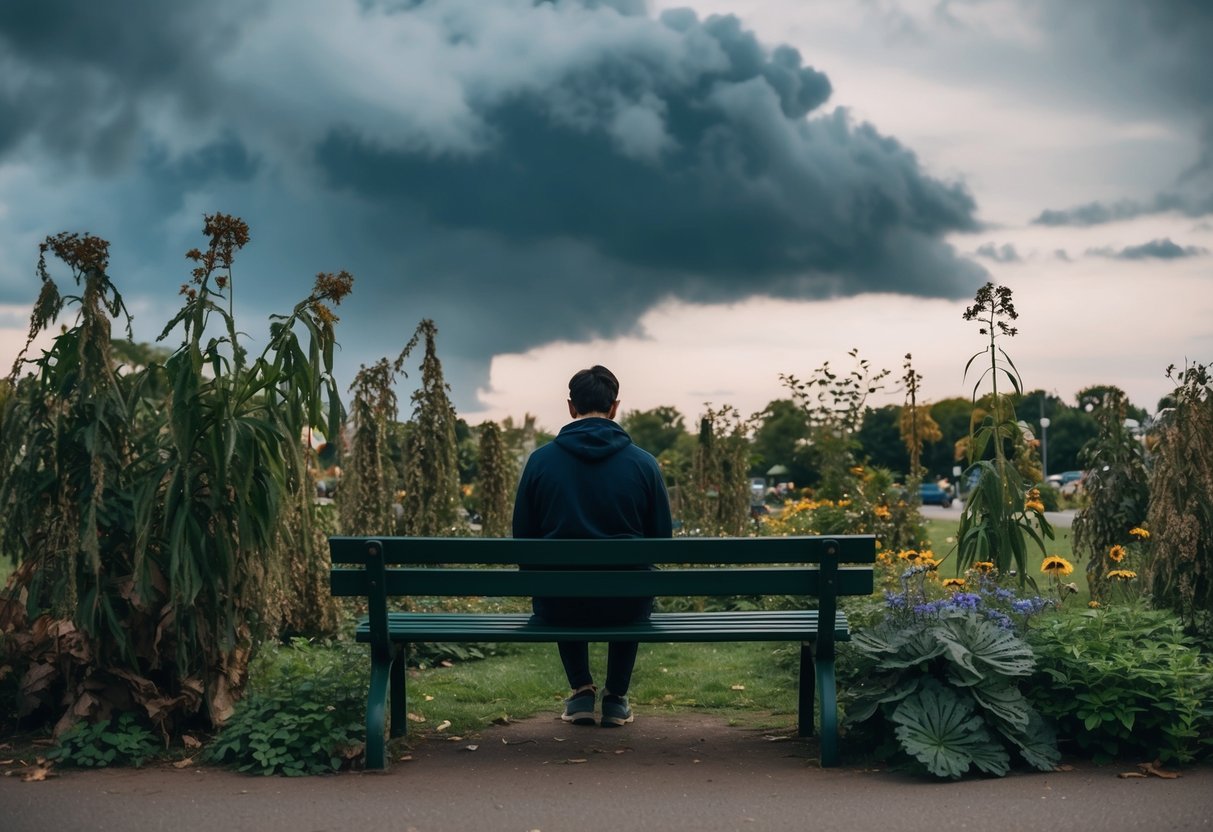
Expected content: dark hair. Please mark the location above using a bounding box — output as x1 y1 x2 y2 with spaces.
568 365 619 415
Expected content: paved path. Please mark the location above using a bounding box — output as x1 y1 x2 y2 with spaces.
3 714 1209 832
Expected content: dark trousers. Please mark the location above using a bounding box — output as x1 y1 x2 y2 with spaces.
531 596 653 696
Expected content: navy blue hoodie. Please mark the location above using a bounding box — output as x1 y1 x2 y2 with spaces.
512 418 672 540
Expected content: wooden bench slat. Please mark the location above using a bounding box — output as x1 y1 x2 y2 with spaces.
329 535 876 565
330 566 874 598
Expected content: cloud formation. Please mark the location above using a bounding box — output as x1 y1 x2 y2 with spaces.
1027 0 1213 226
973 242 1021 263
0 0 985 405
1086 238 1209 261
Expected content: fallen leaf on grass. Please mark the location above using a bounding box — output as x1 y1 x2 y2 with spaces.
435 720 452 732
406 713 426 723
424 695 434 701
1138 760 1181 779
1118 772 1147 779
173 757 195 769
445 735 464 742
182 735 201 749
730 685 746 691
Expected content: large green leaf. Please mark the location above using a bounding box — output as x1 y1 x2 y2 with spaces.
970 682 1030 731
994 708 1060 772
891 680 1009 779
934 613 1035 679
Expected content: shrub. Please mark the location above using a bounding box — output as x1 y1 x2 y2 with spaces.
1024 604 1213 764
47 712 160 768
206 639 368 776
843 564 1059 779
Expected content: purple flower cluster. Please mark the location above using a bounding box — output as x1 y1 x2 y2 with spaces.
882 574 1055 631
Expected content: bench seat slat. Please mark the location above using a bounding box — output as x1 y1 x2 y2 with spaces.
354 611 851 643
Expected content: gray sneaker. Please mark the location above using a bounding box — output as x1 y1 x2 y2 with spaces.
600 694 633 727
561 689 597 726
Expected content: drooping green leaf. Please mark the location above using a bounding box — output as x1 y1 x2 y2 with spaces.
891 680 1008 779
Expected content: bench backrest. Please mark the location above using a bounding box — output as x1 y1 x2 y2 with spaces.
329 535 875 600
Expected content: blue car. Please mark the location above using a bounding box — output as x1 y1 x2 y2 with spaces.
920 483 953 508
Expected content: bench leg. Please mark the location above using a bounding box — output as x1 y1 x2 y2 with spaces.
816 658 839 767
366 651 392 770
390 644 407 738
798 642 816 737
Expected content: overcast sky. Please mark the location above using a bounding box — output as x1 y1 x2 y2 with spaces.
2 0 1210 433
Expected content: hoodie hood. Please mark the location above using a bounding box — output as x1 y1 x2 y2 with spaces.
553 417 633 462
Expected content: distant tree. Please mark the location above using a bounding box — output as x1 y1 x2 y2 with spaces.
682 405 751 536
1039 407 1096 474
857 404 909 474
750 399 812 485
923 397 972 479
621 405 687 458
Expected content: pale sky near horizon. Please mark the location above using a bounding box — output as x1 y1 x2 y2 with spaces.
1 1 1209 435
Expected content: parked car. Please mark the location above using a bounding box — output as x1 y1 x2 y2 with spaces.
920 482 953 508
1046 470 1086 496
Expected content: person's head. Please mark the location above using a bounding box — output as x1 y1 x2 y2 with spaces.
568 365 620 419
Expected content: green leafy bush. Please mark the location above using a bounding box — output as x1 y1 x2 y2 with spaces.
47 712 160 768
206 639 368 776
844 566 1059 778
1024 604 1213 764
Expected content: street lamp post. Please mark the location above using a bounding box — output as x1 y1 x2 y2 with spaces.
1039 416 1050 480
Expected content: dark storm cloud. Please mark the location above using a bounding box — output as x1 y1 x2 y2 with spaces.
1027 0 1213 225
1086 238 1208 261
973 243 1020 263
0 0 984 404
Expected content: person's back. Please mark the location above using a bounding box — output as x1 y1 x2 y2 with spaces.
512 365 672 726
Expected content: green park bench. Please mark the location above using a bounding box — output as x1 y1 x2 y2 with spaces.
328 535 876 770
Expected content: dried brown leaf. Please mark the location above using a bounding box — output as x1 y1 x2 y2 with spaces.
462 744 479 752
1138 760 1181 779
182 735 202 749
172 757 195 769
730 685 746 691
406 712 426 723
21 766 54 782
565 758 587 764
435 720 451 732
1118 772 1147 779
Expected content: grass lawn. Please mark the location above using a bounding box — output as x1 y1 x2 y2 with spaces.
401 640 801 741
921 517 1089 603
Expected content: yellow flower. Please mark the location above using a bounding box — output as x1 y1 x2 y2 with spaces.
1129 527 1150 539
1040 556 1074 576
1088 600 1101 608
874 505 892 520
1107 569 1138 581
1024 500 1045 513
942 578 966 589
972 561 996 573
1108 544 1126 563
